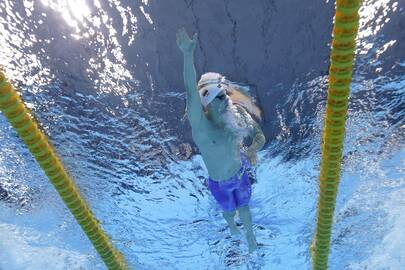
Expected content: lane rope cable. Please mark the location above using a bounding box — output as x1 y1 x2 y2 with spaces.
0 70 128 270
311 0 361 269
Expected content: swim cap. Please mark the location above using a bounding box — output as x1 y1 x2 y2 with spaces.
198 72 228 107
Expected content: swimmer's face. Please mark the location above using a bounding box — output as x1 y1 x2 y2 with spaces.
207 89 230 115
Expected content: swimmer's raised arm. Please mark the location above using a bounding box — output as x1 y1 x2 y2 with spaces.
176 28 204 125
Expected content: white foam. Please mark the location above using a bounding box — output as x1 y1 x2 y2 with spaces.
350 150 405 269
0 223 94 270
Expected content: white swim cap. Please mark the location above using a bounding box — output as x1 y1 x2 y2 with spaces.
198 72 227 107
197 72 262 120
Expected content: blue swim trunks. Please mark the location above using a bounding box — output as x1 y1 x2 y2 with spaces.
208 155 255 212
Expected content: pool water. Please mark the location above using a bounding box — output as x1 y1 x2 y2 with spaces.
0 0 404 269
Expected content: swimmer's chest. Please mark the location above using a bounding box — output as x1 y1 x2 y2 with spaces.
192 125 238 155
192 126 242 179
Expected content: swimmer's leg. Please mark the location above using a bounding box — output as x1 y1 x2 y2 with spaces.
223 211 240 235
238 205 257 253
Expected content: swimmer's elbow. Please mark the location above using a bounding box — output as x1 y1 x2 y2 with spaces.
250 128 265 150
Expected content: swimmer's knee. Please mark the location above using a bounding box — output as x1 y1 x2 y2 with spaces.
223 210 236 217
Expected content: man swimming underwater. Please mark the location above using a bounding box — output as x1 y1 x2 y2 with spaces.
176 28 265 252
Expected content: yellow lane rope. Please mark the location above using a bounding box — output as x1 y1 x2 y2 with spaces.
0 71 127 270
311 0 361 269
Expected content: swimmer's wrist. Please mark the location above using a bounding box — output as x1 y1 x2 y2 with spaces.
183 50 194 57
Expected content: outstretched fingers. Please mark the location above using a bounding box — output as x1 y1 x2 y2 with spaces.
176 28 189 42
176 28 198 53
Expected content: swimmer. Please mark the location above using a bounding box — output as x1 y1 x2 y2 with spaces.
176 28 266 253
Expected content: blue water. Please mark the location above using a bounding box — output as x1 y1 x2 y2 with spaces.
0 1 404 269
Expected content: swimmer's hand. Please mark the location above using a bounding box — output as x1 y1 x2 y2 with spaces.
176 28 197 55
245 149 258 166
